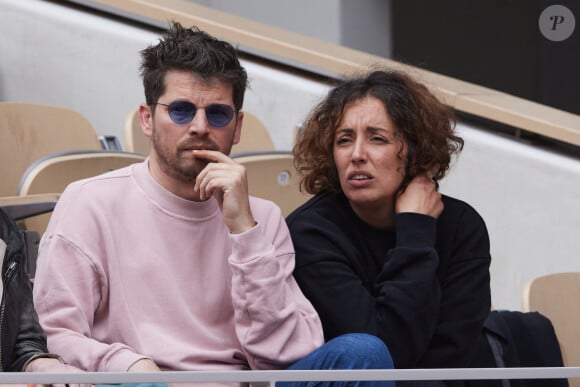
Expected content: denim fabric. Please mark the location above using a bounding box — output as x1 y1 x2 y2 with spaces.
280 333 395 387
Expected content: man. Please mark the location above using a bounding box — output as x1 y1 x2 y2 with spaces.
1 207 87 386
32 22 393 386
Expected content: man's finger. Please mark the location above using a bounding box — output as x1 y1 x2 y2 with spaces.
191 149 232 164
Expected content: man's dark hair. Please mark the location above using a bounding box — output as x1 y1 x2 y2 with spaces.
140 22 248 110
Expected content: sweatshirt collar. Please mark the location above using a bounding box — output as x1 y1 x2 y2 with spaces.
132 159 219 219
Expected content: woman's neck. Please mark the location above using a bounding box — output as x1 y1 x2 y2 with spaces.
349 200 395 230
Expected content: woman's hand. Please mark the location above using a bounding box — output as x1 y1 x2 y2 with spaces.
396 174 443 218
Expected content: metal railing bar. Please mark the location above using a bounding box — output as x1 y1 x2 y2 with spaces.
1 367 579 384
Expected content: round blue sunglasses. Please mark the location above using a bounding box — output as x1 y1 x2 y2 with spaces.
155 100 236 127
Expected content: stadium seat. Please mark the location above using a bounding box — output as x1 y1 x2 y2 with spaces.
522 272 580 387
232 151 310 217
0 102 102 198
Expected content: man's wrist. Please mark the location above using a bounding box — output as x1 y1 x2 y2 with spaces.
23 353 64 372
128 358 161 372
229 219 257 234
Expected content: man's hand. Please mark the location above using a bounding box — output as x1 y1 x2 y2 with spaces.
127 358 162 372
24 357 92 387
396 174 443 218
192 150 256 234
128 359 172 387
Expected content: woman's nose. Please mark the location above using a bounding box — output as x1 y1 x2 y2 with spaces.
351 138 366 161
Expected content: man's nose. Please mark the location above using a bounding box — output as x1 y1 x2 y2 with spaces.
188 109 210 135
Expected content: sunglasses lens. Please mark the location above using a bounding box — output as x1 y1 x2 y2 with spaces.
206 104 235 128
164 101 234 127
168 101 196 125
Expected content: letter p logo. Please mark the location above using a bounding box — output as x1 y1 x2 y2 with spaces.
539 5 576 41
550 15 565 30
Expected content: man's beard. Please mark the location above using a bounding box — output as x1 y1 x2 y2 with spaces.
151 126 235 183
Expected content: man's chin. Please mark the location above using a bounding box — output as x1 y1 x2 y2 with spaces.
179 159 209 179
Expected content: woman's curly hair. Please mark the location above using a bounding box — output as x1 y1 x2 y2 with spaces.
293 69 464 195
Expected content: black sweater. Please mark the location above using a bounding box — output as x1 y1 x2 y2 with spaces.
286 191 491 369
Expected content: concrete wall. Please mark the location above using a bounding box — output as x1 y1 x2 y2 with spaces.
1 0 579 310
187 0 393 57
0 0 326 150
440 124 580 310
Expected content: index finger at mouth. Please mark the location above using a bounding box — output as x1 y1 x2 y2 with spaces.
192 149 229 163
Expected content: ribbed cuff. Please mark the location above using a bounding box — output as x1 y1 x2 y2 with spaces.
229 221 270 264
394 212 437 248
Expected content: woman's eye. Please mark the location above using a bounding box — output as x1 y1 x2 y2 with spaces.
336 137 351 145
371 136 388 143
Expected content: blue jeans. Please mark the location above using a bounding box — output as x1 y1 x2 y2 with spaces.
279 333 395 387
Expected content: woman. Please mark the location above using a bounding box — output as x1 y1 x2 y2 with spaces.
286 69 491 380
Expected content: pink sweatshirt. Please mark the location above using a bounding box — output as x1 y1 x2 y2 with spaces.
32 160 323 375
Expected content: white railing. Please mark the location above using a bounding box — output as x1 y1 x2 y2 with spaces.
1 368 580 385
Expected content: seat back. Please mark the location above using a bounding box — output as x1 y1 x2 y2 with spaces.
124 108 274 155
232 111 275 154
18 150 146 236
0 102 102 197
522 272 580 386
232 151 310 217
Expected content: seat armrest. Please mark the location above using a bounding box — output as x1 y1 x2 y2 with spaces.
0 194 60 221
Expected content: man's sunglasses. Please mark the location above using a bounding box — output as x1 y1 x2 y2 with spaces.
155 101 236 127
